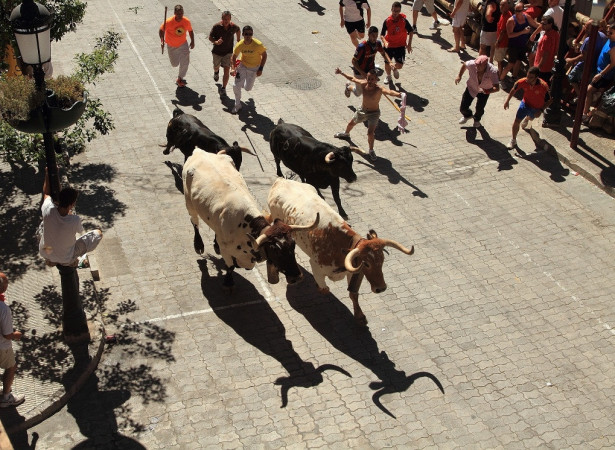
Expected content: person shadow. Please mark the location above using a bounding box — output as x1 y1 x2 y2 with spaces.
173 86 206 111
464 126 518 171
285 272 444 418
516 128 570 182
197 259 350 408
235 99 277 143
298 0 326 15
164 160 184 194
384 84 429 113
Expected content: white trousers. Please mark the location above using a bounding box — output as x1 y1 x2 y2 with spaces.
167 42 190 79
233 64 258 106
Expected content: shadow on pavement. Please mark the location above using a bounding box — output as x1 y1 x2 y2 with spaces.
173 86 205 111
285 272 444 418
198 258 349 408
516 129 570 182
298 0 326 15
235 99 276 143
464 127 518 171
164 160 184 194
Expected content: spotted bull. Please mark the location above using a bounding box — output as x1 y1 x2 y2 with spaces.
268 178 414 325
183 150 318 290
269 119 364 220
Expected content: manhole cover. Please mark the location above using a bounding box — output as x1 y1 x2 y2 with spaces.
289 78 322 90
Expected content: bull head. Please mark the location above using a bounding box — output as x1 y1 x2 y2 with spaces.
344 231 414 273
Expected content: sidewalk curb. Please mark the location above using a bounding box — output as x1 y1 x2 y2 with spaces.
554 147 615 199
5 319 106 435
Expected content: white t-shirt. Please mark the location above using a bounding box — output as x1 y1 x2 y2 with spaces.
544 6 563 30
39 196 84 264
340 0 369 23
0 301 14 350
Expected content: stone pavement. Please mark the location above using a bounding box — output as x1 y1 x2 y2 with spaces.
2 0 615 447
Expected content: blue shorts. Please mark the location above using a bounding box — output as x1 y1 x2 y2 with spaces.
516 101 541 121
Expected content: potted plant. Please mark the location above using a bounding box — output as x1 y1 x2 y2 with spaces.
0 74 87 134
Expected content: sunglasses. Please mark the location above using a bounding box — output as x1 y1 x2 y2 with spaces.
243 33 253 36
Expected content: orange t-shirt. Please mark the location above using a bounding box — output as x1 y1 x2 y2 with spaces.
161 16 192 48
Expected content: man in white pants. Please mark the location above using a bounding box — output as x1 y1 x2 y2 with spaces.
159 4 195 87
230 26 268 114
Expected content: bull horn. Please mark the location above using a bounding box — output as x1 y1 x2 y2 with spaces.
241 147 256 156
349 146 366 155
247 233 269 250
344 248 363 273
288 213 320 231
217 149 227 155
325 152 335 163
381 240 414 255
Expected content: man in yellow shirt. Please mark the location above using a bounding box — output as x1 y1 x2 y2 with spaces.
230 26 268 113
159 4 195 87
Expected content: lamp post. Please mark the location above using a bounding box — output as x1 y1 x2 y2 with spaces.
542 0 573 127
10 0 60 202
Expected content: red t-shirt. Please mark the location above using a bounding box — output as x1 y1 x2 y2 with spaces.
497 11 512 48
534 29 559 72
517 77 550 109
382 14 413 48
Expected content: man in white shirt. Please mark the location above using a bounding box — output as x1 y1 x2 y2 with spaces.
340 0 371 47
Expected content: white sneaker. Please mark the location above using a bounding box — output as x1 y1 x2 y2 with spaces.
0 392 25 408
506 138 516 149
459 116 471 124
334 132 350 139
429 21 440 30
344 82 352 98
473 120 482 128
384 75 392 83
393 68 400 79
521 116 532 130
231 103 242 114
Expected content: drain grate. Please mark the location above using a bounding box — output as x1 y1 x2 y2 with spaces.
288 78 322 90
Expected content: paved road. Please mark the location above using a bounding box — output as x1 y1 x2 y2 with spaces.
20 0 615 447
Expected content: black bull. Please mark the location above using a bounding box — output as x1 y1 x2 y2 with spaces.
269 119 364 220
161 108 253 169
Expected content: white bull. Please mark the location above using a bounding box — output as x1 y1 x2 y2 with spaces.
268 178 414 325
183 151 317 290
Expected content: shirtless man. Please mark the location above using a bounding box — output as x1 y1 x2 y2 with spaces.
334 67 405 161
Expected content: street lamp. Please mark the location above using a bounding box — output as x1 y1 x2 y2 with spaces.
10 0 60 201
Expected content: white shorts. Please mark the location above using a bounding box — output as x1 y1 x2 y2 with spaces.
452 11 469 28
494 47 507 63
480 30 497 46
413 0 435 15
0 348 16 370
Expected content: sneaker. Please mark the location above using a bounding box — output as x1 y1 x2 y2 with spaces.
393 68 400 79
0 392 25 408
214 71 219 82
458 116 471 124
231 103 242 114
176 77 187 88
521 116 532 130
334 132 350 139
473 120 482 128
219 86 227 97
506 138 516 149
412 25 418 33
430 20 440 30
384 75 392 83
344 82 352 98
368 149 377 161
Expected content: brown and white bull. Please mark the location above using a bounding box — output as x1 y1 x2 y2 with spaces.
268 178 414 326
183 150 318 290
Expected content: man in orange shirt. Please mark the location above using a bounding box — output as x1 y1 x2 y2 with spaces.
159 4 195 87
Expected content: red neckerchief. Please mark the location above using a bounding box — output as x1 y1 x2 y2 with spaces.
0 293 5 302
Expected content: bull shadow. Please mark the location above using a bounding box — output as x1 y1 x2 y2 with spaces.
464 127 518 171
164 160 184 194
285 273 444 418
236 99 277 143
172 86 206 111
298 0 326 15
356 158 428 198
197 259 349 407
515 129 570 182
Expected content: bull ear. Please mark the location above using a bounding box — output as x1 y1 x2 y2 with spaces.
325 152 336 163
367 229 378 239
232 141 239 147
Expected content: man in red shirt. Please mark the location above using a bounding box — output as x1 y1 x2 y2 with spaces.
159 4 195 87
533 16 559 84
503 67 552 149
380 2 414 85
494 0 512 77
